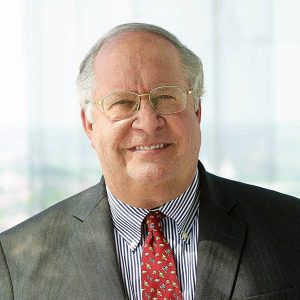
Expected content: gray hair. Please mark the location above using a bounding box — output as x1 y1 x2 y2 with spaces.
77 22 204 123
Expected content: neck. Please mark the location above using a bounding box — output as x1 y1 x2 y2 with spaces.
104 170 196 209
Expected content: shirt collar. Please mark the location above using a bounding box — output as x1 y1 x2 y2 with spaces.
107 168 200 250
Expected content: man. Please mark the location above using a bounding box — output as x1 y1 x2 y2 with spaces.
1 23 300 300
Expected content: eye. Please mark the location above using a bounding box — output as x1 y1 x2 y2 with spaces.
154 95 176 101
114 99 135 105
108 99 136 109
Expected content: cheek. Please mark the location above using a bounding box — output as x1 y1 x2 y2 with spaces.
91 120 129 159
89 122 110 156
180 117 201 152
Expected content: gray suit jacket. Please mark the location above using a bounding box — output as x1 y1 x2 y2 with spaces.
1 163 300 300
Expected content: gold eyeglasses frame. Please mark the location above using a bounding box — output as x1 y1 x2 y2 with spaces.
93 85 193 121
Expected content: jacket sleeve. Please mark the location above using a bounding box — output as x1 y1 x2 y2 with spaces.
0 240 13 300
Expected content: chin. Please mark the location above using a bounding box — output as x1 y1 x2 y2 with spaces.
128 163 173 184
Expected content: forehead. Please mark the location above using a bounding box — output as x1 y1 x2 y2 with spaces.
93 31 187 93
97 31 180 61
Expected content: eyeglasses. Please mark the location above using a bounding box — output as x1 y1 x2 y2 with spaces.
94 85 193 121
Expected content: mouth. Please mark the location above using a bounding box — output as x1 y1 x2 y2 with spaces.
132 143 169 152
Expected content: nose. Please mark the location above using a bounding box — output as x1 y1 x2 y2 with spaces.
131 95 165 134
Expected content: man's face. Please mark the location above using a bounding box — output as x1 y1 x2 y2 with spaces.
82 32 201 191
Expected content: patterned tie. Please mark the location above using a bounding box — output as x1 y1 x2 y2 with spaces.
141 211 182 300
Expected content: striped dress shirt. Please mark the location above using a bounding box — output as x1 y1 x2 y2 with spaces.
107 169 200 300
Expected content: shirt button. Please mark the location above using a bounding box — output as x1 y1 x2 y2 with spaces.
130 241 138 249
181 232 189 240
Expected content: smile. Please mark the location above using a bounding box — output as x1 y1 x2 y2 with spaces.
135 144 165 151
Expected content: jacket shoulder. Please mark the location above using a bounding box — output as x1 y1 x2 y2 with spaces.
208 172 300 206
206 172 300 229
0 182 104 242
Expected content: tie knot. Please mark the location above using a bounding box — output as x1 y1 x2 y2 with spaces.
145 210 163 232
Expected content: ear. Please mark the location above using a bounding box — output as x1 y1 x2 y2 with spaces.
195 100 202 124
81 110 94 141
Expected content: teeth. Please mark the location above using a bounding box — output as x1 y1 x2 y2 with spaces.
135 144 165 151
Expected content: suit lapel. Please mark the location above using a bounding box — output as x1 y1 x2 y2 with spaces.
68 180 126 299
195 165 247 300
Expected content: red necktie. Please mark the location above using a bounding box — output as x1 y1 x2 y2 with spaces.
141 211 182 300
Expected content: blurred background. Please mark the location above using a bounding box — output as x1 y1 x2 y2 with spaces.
0 0 299 232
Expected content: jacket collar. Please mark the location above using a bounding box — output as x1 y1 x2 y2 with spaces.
194 162 247 299
68 179 126 299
